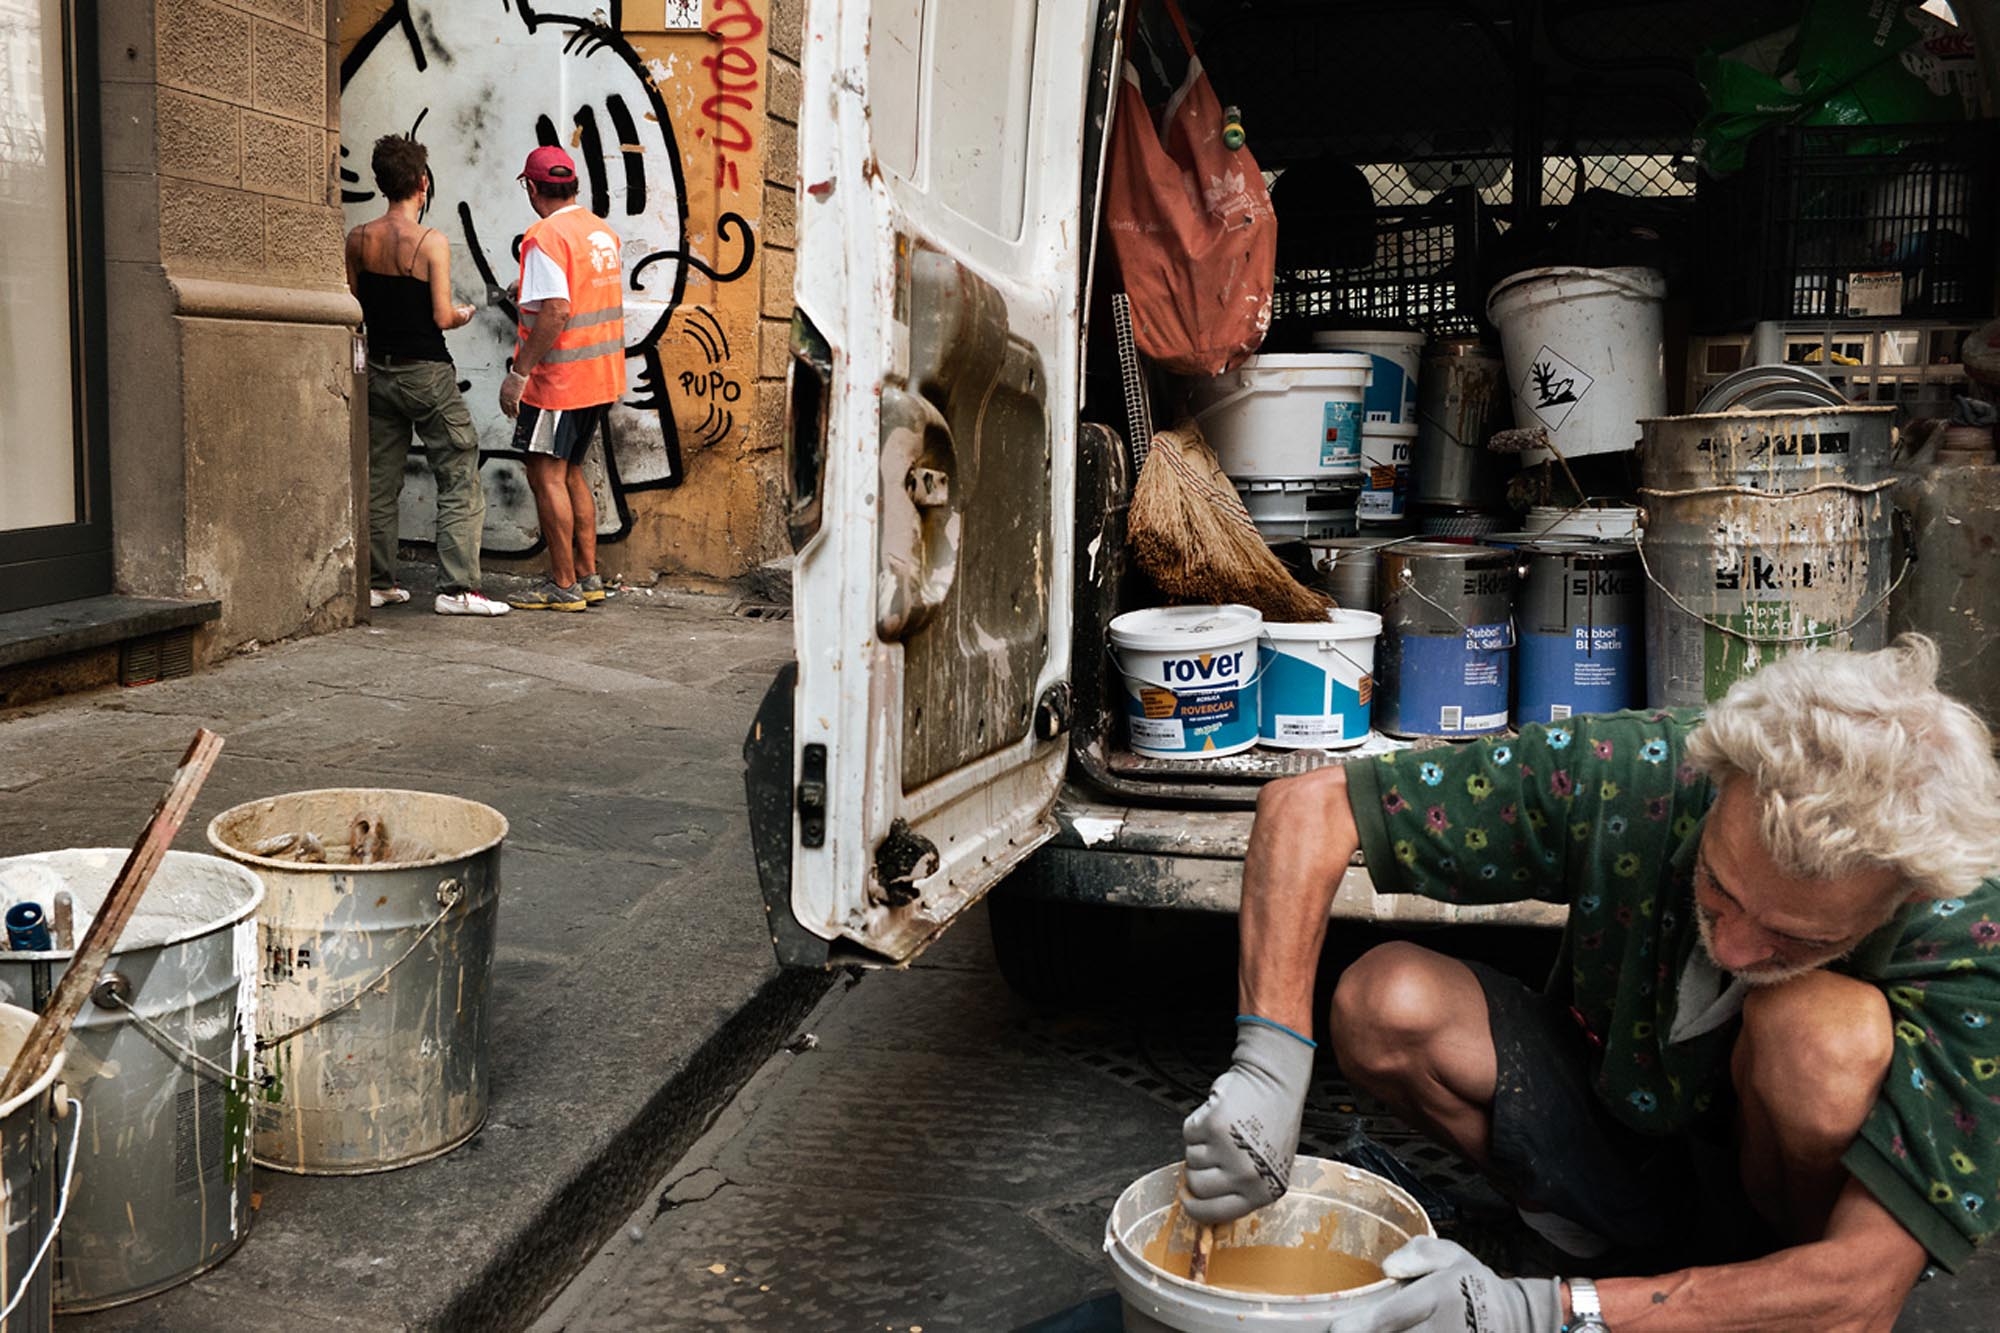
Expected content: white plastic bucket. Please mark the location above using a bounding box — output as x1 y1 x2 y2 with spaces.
1486 266 1666 461
1311 329 1424 424
1106 1155 1434 1332
1191 353 1372 480
1260 610 1382 749
1357 422 1417 524
1233 479 1358 542
1524 504 1639 540
1108 605 1264 758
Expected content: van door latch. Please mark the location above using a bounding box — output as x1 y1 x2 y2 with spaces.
797 743 827 848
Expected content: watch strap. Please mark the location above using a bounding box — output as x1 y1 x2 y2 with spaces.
1566 1276 1610 1331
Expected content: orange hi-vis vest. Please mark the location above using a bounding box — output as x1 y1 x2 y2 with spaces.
515 207 627 410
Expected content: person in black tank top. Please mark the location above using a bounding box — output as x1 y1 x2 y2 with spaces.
346 136 509 617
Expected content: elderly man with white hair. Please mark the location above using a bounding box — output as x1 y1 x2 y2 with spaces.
1183 636 2000 1331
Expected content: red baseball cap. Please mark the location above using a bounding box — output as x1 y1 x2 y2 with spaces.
519 145 578 185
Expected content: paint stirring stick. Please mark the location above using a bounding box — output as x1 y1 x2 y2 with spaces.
1189 1223 1215 1285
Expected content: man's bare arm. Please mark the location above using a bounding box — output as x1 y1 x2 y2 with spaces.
512 297 571 378
1594 1178 1928 1332
1238 767 1361 1033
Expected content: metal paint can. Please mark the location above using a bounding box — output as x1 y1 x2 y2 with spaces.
0 849 261 1311
1515 542 1644 724
208 790 506 1174
0 1003 67 1333
1307 537 1385 614
1412 337 1508 509
1638 408 1898 707
1378 543 1517 738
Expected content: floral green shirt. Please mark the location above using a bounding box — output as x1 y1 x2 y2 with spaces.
1344 709 2000 1270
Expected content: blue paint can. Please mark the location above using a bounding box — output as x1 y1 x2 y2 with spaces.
1516 541 1643 723
1109 605 1265 758
1377 543 1516 738
1259 610 1382 749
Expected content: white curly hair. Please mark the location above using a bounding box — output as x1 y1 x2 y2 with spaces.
1688 635 2000 901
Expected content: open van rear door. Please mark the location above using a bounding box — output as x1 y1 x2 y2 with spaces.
743 0 1108 966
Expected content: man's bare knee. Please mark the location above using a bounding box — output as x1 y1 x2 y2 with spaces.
1255 766 1348 832
1737 972 1893 1144
1330 942 1466 1076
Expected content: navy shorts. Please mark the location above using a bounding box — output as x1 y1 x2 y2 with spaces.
1467 959 1775 1270
512 402 609 464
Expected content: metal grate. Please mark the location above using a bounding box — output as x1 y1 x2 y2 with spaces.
1272 193 1486 339
731 602 793 622
120 630 196 688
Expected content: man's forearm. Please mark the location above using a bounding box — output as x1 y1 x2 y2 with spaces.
1594 1181 1927 1332
1237 768 1362 1033
512 309 569 378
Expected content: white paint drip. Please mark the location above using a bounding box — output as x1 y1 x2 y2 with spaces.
1071 816 1124 848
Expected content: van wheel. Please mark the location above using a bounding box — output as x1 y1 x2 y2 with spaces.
986 887 1130 1007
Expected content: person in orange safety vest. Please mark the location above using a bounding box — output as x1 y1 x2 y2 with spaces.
498 144 627 612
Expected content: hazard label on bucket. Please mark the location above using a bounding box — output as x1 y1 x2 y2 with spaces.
1521 345 1593 433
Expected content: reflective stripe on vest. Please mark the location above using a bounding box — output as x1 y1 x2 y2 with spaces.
515 208 628 410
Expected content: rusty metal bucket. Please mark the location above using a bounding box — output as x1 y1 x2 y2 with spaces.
0 849 259 1311
207 789 505 1175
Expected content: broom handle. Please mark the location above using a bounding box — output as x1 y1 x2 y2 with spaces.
1112 293 1153 476
0 729 223 1102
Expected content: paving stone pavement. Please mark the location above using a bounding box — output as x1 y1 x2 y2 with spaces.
0 578 830 1331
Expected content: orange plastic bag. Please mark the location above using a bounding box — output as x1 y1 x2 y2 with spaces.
1104 0 1277 377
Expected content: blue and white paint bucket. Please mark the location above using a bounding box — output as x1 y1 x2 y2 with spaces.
1312 329 1424 424
1516 541 1643 723
1190 354 1372 480
1377 543 1516 739
1259 610 1382 750
1109 606 1264 758
1358 422 1417 525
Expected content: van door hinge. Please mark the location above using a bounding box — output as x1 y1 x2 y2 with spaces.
797 743 827 848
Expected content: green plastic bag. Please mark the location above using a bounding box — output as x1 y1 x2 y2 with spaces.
1694 1 1966 174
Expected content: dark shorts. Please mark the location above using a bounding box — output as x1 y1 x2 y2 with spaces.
1468 959 1776 1270
512 402 609 463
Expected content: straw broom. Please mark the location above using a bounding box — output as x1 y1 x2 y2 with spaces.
1130 419 1335 623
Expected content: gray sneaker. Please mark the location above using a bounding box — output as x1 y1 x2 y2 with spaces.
507 579 587 612
579 573 610 605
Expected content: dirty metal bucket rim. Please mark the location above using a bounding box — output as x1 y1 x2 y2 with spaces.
0 1005 65 1120
1382 541 1516 562
1105 1154 1434 1303
0 849 264 959
206 788 510 873
1636 404 1898 428
253 1105 487 1176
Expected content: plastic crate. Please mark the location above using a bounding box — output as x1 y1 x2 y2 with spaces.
1696 122 1998 329
1269 189 1487 341
1686 322 1976 420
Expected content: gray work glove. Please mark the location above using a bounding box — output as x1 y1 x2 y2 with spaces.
1181 1020 1315 1225
1332 1237 1563 1333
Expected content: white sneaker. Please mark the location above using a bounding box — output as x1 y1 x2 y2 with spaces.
435 591 512 617
369 586 411 608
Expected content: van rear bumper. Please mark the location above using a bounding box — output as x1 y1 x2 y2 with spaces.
1021 785 1566 928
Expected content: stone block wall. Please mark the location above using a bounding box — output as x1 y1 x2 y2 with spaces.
101 0 361 656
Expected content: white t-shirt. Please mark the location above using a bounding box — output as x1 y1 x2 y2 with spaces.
517 205 583 311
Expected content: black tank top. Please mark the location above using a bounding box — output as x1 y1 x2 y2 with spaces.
357 232 450 363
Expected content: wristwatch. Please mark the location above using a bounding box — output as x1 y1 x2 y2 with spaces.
1566 1276 1611 1332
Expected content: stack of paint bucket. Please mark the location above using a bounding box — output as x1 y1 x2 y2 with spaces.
1312 330 1422 536
1190 352 1369 542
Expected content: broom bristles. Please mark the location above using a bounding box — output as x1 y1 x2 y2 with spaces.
1130 421 1335 623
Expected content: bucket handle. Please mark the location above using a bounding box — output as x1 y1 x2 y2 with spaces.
1263 634 1378 681
1632 501 1917 648
0 1096 81 1326
98 986 274 1093
256 877 468 1053
1107 645 1270 695
1393 568 1518 650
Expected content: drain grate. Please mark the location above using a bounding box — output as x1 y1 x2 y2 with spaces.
732 602 792 622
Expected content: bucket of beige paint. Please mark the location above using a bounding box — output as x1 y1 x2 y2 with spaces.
0 850 260 1312
0 1002 71 1333
207 789 505 1174
1105 1156 1434 1332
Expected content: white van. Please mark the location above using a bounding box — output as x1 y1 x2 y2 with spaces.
741 0 1898 989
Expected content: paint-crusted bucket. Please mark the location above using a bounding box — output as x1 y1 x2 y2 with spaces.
1307 537 1385 614
0 850 260 1312
1514 541 1644 724
1637 407 1900 707
1109 606 1265 759
207 790 505 1174
1377 543 1517 738
1106 1155 1434 1332
0 1003 70 1333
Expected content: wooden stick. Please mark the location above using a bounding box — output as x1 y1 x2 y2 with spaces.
0 729 223 1102
1189 1222 1215 1285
